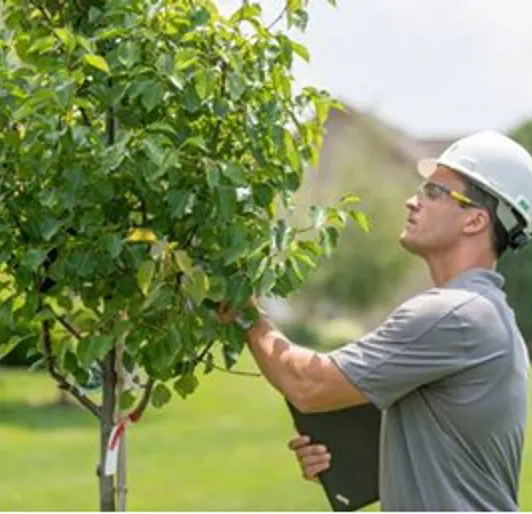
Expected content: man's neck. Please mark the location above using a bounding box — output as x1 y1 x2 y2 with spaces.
425 249 496 287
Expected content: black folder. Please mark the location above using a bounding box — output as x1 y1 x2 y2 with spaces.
286 401 381 511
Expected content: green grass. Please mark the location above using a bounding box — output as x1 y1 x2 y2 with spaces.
0 351 531 511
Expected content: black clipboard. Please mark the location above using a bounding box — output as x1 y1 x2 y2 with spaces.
286 401 381 511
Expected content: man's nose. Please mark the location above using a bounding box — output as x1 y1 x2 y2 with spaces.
406 194 421 211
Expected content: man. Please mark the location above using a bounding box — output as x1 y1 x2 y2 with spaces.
243 131 532 511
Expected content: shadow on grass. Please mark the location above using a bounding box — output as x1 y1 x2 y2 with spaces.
0 398 95 430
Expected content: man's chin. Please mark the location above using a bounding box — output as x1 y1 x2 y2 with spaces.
399 233 422 256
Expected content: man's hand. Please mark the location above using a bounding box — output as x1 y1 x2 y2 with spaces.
288 434 331 481
216 295 259 325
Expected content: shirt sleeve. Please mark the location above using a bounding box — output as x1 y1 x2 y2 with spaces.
328 290 490 410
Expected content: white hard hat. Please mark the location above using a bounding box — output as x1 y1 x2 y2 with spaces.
417 130 532 248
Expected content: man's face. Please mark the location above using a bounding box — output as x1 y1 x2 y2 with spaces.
400 166 473 257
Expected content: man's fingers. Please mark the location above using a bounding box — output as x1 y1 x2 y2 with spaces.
288 434 311 450
295 443 329 461
301 453 331 469
287 434 331 481
303 460 332 480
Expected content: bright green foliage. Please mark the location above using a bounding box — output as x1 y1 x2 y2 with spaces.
0 0 360 406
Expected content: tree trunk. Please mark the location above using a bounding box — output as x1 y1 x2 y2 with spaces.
99 351 117 511
115 338 127 511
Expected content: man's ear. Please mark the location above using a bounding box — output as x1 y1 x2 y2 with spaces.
463 209 491 235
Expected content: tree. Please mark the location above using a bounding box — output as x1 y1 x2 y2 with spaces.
0 0 364 510
498 119 532 350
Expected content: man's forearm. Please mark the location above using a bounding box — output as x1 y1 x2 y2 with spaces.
245 315 369 413
245 316 316 405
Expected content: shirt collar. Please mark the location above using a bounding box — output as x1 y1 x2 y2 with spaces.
443 267 505 290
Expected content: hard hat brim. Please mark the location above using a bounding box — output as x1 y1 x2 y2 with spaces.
417 158 438 179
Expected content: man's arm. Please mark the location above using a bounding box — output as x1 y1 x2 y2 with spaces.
246 316 369 413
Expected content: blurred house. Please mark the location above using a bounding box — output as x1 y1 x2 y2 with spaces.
265 102 462 331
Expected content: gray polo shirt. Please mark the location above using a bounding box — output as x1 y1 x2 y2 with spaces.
329 268 529 511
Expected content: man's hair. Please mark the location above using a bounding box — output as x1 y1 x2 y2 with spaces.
462 180 509 258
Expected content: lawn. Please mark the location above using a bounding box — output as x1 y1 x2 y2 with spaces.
0 350 531 511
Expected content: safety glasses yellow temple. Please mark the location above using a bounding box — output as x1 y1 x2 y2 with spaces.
416 181 482 208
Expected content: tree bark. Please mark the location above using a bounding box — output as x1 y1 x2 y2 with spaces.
115 338 127 511
99 351 117 511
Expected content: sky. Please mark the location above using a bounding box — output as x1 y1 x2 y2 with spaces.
216 0 532 138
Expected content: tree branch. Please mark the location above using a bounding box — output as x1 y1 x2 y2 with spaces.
196 339 217 364
212 363 260 377
212 62 228 157
80 107 92 128
195 341 261 378
49 306 83 340
42 318 101 419
128 379 154 422
267 5 288 31
30 1 55 26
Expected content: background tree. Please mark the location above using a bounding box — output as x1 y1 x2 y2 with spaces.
498 119 532 351
0 0 365 510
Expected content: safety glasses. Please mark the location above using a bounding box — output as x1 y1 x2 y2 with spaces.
416 181 481 208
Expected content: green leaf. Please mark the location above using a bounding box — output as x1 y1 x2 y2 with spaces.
222 231 248 265
167 189 192 219
290 40 310 62
326 208 347 228
142 136 166 167
104 234 123 259
227 72 246 101
174 372 199 399
325 226 340 249
275 219 292 251
21 248 46 272
54 28 76 53
283 129 299 170
205 162 220 190
151 382 172 408
174 250 193 273
168 74 184 91
175 48 198 71
253 183 276 208
137 260 156 296
226 274 252 309
350 210 371 233
230 3 262 23
0 336 25 361
83 54 110 74
221 162 247 186
117 40 141 69
181 136 208 153
257 268 276 296
77 335 114 366
340 193 361 206
39 216 61 242
156 53 174 75
63 350 79 373
216 187 237 222
183 267 210 305
141 81 165 112
206 275 227 302
195 68 215 100
28 36 56 54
